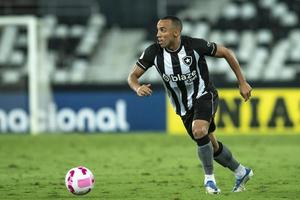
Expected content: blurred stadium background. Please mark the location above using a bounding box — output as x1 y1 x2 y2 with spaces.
0 0 299 134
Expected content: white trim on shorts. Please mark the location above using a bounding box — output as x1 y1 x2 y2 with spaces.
210 91 214 115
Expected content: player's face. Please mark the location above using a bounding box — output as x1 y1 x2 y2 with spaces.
156 20 178 49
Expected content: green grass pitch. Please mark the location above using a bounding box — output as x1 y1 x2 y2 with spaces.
0 133 300 199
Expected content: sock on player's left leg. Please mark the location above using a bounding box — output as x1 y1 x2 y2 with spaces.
213 141 253 192
213 141 239 171
234 164 247 178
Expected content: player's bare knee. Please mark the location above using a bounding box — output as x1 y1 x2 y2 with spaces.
208 135 219 152
212 141 219 152
192 126 208 139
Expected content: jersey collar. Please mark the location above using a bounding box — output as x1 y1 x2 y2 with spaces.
165 38 182 53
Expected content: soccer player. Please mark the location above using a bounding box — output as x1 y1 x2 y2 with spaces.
127 16 253 194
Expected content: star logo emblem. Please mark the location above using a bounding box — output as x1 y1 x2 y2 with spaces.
182 56 192 66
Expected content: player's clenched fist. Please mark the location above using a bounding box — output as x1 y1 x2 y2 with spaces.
136 84 152 96
239 82 252 102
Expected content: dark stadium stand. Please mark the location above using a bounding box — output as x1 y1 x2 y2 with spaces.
0 0 105 84
175 0 300 85
0 0 299 85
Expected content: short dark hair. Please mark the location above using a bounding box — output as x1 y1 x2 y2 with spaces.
161 16 182 31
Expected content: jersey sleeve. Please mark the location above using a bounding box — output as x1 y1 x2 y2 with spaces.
192 38 217 56
136 44 156 71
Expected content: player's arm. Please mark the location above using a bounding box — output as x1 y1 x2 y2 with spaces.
214 45 252 101
127 64 152 96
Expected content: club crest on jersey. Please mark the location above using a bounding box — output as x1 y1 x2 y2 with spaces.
182 56 192 66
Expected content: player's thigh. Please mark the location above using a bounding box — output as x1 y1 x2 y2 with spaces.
193 91 218 122
181 111 195 140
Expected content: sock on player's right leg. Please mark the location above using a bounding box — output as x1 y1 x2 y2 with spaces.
197 136 214 175
196 135 220 194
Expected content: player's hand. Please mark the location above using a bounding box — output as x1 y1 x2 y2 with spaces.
136 84 152 96
239 82 252 101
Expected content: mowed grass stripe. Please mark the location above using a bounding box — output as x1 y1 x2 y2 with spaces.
0 133 299 200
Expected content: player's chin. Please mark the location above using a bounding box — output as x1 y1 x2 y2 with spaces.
158 42 166 48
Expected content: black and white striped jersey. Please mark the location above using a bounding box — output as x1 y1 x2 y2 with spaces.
136 36 217 116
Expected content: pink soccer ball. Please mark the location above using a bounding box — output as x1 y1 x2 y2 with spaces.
65 166 95 195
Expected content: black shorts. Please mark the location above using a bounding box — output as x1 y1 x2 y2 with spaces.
180 90 219 141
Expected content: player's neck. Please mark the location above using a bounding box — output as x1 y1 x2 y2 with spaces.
167 37 181 52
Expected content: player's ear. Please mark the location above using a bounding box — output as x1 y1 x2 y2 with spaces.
173 29 180 37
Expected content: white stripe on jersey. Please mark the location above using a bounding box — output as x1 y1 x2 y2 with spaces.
178 46 194 110
163 49 186 115
137 61 147 70
211 44 216 55
193 50 206 98
154 56 160 75
154 56 177 111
